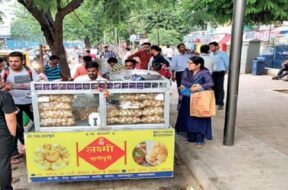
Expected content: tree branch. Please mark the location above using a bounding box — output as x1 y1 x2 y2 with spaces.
17 0 27 7
57 0 62 11
17 0 55 45
72 11 86 27
44 12 55 29
59 0 84 18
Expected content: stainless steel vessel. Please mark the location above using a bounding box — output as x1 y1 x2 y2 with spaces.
109 69 162 81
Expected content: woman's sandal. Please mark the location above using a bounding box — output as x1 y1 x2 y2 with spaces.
12 176 20 184
180 140 189 144
194 143 204 149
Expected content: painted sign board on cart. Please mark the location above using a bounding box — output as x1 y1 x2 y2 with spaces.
25 128 175 183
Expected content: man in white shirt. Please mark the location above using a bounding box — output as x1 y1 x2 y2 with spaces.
200 45 216 73
74 61 106 82
164 45 174 60
74 61 109 97
1 51 38 157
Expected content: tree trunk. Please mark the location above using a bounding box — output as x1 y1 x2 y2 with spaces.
41 22 70 78
84 36 91 49
17 0 84 79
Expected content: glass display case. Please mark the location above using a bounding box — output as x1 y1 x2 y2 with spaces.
106 93 165 125
37 94 100 127
31 79 171 132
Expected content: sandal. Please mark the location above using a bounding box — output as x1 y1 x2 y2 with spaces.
11 159 21 165
194 143 204 149
179 139 190 144
12 176 20 184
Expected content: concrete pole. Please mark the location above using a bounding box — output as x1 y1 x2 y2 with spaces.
223 0 246 146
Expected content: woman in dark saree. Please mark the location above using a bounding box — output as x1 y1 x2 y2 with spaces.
175 56 214 148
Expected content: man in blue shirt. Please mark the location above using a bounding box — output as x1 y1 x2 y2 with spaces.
171 43 194 110
44 55 62 81
209 41 229 110
171 43 194 90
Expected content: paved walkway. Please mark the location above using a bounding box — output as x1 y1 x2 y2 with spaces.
171 74 288 190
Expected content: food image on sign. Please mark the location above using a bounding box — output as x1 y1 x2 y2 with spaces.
132 141 168 167
33 144 70 171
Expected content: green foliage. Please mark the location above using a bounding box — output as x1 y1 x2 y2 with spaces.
10 5 42 41
63 1 102 44
12 0 288 48
64 0 138 45
144 8 189 35
180 0 288 25
148 29 181 46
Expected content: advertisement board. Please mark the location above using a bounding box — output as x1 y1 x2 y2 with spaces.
25 128 175 183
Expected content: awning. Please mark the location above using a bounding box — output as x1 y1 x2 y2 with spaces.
219 33 231 44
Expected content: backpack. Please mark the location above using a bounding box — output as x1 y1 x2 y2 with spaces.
3 65 33 82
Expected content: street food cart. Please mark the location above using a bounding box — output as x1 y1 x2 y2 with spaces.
25 73 175 183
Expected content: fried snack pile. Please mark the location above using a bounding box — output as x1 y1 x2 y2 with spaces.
107 93 165 125
38 95 75 127
146 142 168 165
33 144 70 170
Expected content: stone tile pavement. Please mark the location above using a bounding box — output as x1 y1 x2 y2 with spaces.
171 74 288 190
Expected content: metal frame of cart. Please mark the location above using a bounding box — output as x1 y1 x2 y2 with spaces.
26 78 174 183
31 79 171 132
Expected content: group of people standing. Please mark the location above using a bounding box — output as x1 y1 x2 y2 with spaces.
73 41 229 149
119 41 229 148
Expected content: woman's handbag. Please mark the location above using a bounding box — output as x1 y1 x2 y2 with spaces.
190 90 216 117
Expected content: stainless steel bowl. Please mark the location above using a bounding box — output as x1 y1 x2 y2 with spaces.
109 69 162 81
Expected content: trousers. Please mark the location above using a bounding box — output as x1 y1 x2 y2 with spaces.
175 71 184 89
212 71 225 106
0 132 14 190
277 67 288 79
13 104 33 154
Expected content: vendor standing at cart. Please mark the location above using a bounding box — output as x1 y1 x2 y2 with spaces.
74 61 106 82
1 51 38 160
74 61 109 97
0 89 18 190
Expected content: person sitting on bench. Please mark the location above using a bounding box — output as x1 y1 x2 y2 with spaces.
272 60 288 81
